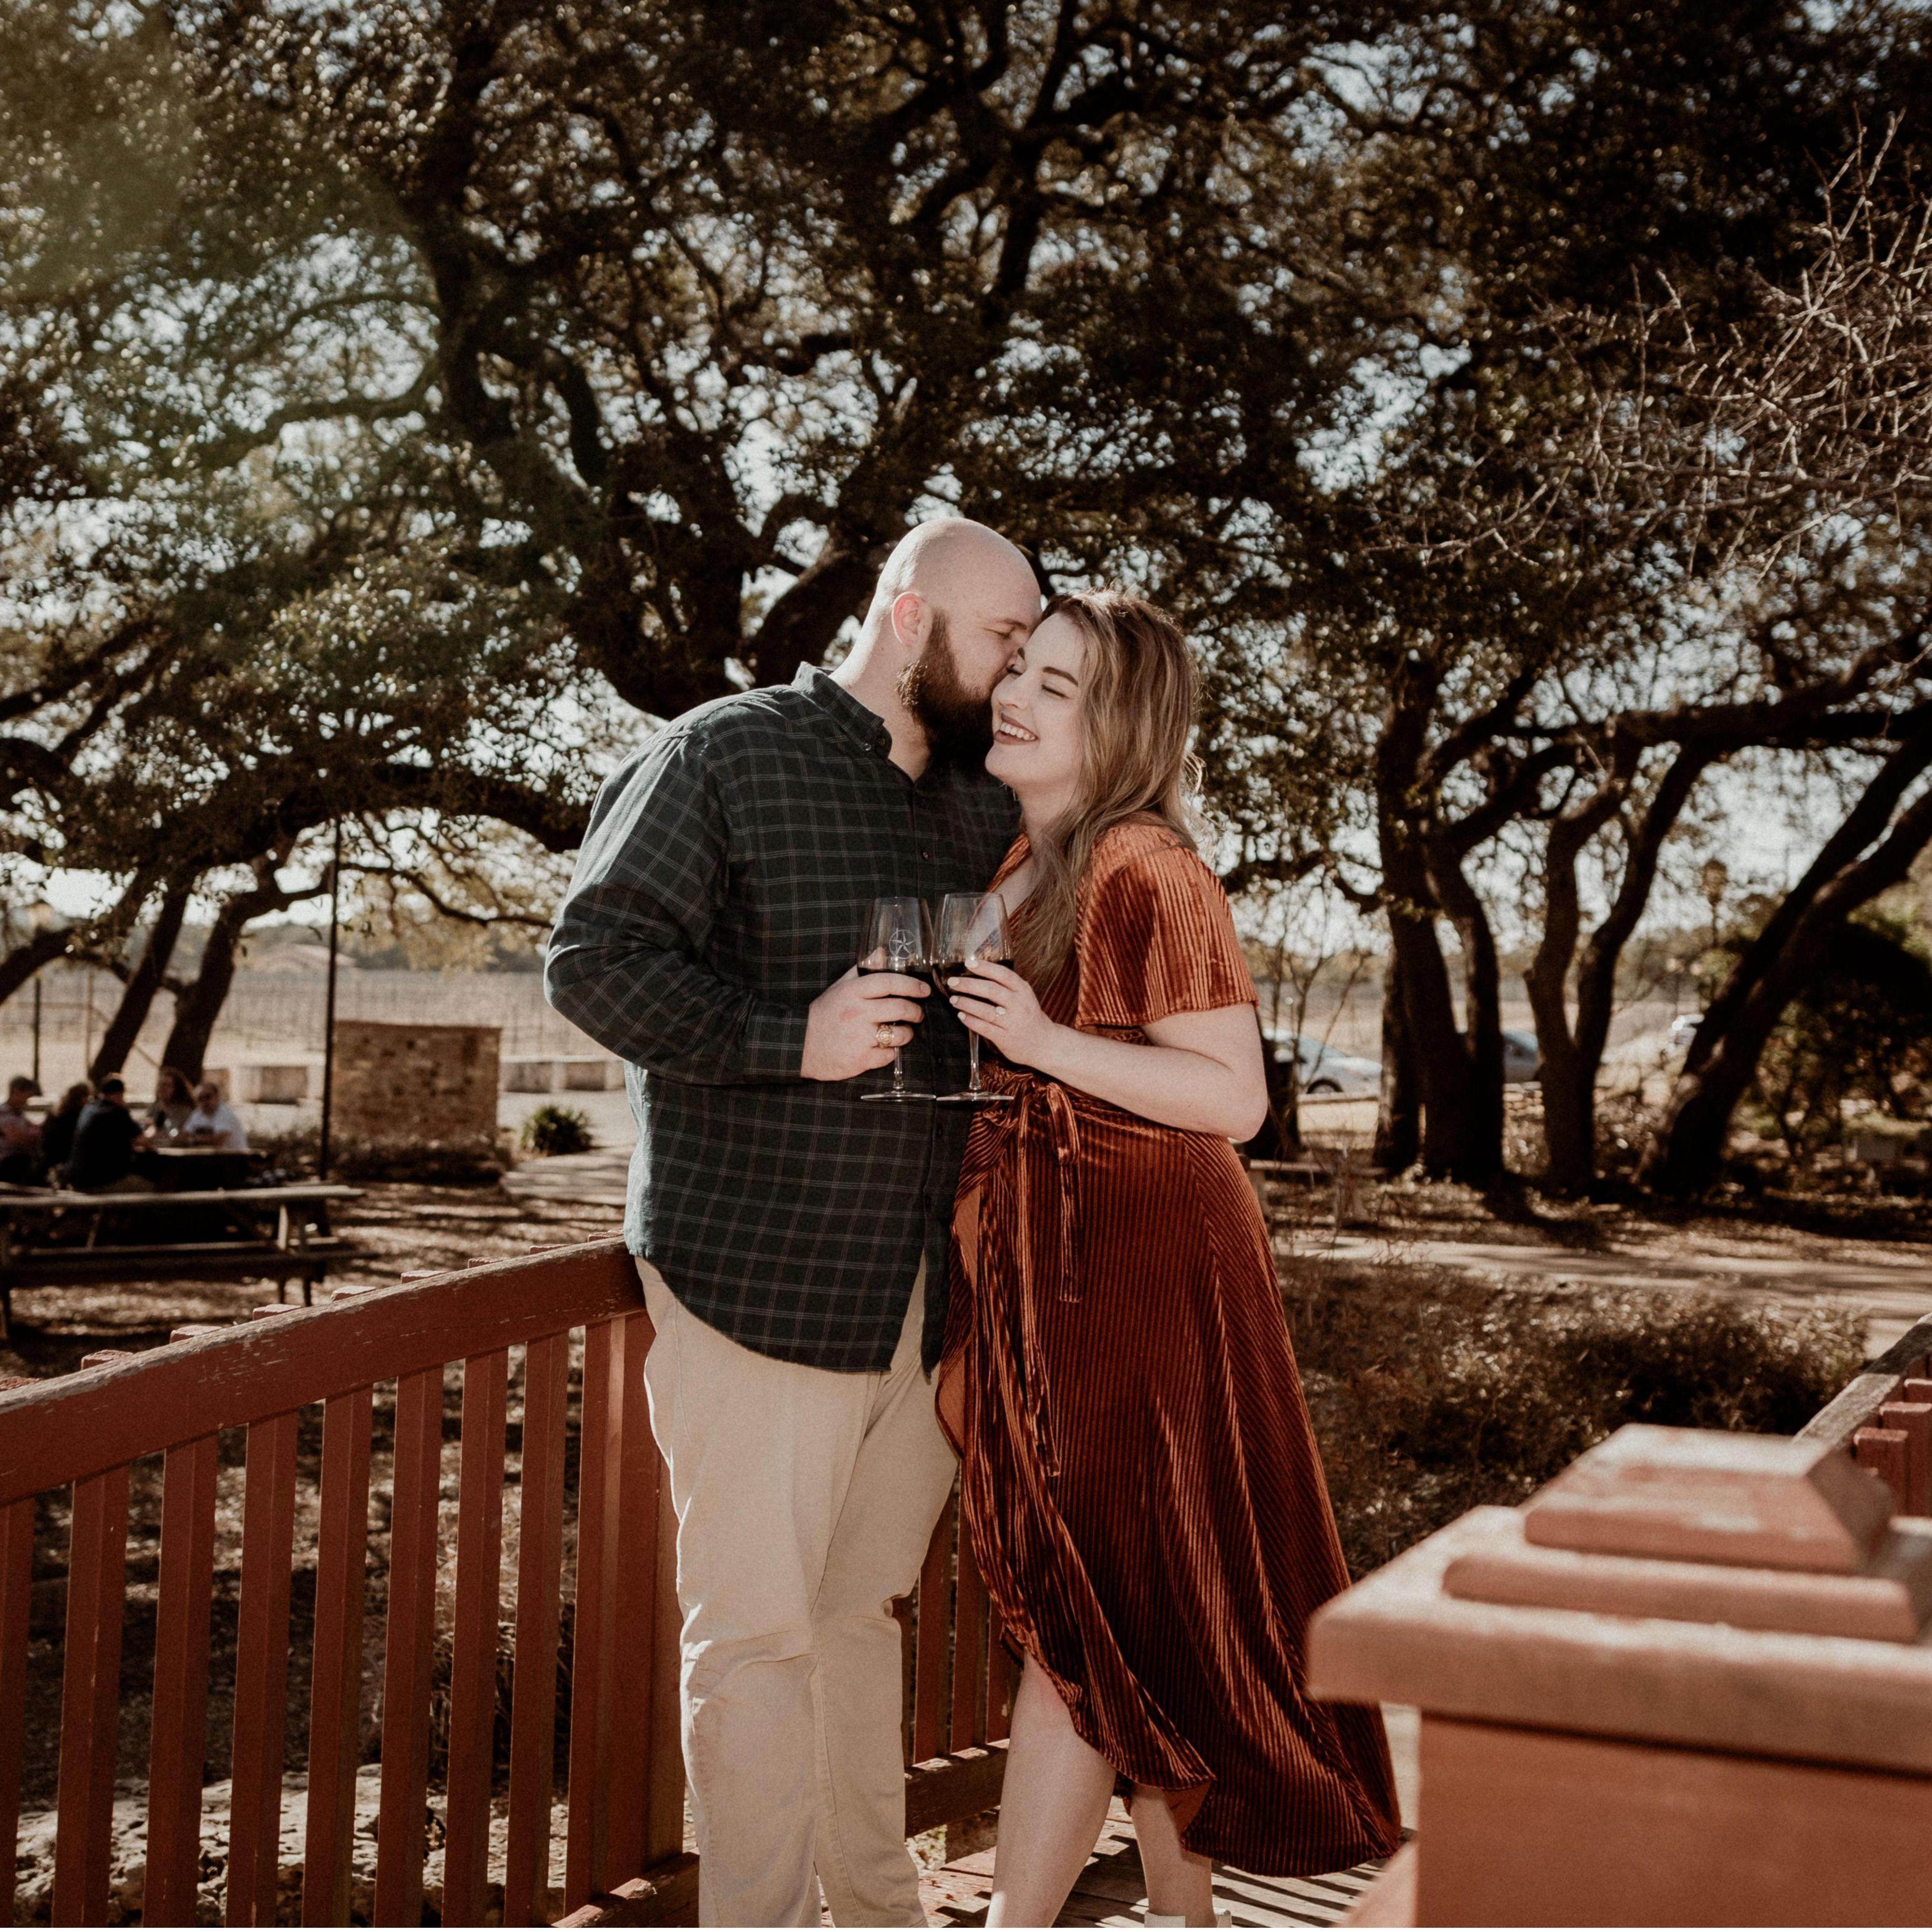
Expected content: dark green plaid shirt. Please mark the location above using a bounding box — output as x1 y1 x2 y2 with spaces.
545 666 1018 1371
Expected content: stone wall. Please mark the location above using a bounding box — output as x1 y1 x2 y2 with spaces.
331 1020 501 1147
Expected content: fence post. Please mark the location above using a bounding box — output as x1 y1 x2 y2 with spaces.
53 1464 130 1926
145 1434 219 1927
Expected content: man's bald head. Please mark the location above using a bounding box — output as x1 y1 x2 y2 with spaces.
856 517 1040 763
863 517 1039 633
834 514 1040 771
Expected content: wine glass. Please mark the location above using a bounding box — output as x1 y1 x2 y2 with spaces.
858 896 936 1103
935 893 1016 1105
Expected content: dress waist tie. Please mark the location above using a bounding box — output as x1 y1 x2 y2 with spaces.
1006 1077 1081 1477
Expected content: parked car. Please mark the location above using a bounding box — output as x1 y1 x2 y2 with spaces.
1668 1012 1703 1051
1266 1033 1383 1097
1502 1027 1541 1084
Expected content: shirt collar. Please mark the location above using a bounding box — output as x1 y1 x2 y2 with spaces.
794 664 894 758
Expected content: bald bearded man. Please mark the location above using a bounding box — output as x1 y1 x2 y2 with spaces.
547 517 1039 1926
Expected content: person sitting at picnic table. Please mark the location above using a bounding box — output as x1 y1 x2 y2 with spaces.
66 1078 161 1194
180 1079 249 1152
148 1065 195 1140
0 1076 40 1185
40 1083 90 1180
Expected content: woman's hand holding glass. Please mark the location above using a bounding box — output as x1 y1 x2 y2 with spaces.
945 959 1058 1075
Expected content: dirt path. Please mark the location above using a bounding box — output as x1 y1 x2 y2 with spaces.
505 1150 1932 1354
1308 1229 1932 1350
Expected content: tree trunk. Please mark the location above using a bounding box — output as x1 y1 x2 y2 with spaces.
1527 744 1715 1193
1377 688 1488 1181
1243 1039 1303 1161
1525 782 1622 1194
161 867 302 1078
1374 946 1420 1172
1643 729 1932 1195
1384 892 1482 1175
1427 842 1505 1186
89 882 191 1082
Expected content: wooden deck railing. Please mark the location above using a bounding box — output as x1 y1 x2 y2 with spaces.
0 1236 1009 1927
1799 1307 1932 1513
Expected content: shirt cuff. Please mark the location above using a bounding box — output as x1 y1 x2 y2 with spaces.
739 998 812 1081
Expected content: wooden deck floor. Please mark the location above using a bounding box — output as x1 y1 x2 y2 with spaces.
916 1801 1389 1927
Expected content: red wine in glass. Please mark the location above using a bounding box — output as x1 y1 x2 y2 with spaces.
935 894 1016 1105
858 897 936 1103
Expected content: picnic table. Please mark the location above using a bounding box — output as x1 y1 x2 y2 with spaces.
0 1182 364 1335
148 1144 267 1190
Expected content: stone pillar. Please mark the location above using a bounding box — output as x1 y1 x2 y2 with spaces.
331 1021 502 1151
1308 1423 1932 1926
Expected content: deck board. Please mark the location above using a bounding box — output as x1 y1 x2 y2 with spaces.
914 1802 1393 1928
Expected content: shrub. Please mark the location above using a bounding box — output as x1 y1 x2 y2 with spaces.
1284 1254 1866 1577
520 1104 595 1157
331 1134 505 1183
248 1120 319 1177
240 1123 510 1183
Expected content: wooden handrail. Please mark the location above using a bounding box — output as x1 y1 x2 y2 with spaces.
0 1238 640 1504
1799 1310 1932 1449
1799 1308 1932 1518
0 1236 1009 1926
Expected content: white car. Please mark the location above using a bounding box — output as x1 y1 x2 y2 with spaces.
1269 1034 1383 1098
1668 1013 1702 1052
1502 1027 1541 1084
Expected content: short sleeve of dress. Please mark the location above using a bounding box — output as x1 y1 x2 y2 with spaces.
1074 832 1258 1031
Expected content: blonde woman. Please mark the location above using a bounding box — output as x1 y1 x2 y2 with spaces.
939 590 1400 1928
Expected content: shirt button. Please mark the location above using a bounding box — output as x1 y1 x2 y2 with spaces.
920 848 932 860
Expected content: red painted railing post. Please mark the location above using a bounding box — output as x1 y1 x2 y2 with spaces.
645 1458 685 1870
144 1434 219 1927
1877 1400 1932 1513
617 1315 681 1874
303 1386 373 1927
444 1350 509 1927
53 1464 130 1927
506 1335 569 1926
0 1495 32 1924
912 1497 953 1765
228 1409 301 1927
374 1367 446 1928
1853 1425 1911 1511
566 1312 666 1909
952 1528 989 1752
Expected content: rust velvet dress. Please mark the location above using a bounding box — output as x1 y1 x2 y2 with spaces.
939 822 1401 1876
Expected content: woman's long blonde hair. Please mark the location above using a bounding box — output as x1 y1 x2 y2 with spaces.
1010 588 1201 987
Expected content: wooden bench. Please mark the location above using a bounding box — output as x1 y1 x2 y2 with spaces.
0 1184 364 1333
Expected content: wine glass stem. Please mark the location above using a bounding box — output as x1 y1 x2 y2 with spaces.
967 1034 982 1094
892 1046 907 1097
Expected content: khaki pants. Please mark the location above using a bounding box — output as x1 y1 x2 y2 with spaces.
636 1258 958 1927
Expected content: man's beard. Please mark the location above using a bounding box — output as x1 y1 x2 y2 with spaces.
897 611 995 763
